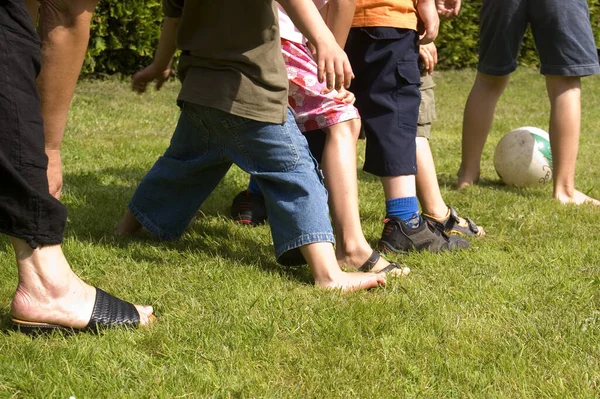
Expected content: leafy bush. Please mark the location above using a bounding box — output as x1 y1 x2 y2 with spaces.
83 0 163 75
84 0 600 74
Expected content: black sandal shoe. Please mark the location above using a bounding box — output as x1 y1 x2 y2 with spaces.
358 250 409 276
11 287 146 335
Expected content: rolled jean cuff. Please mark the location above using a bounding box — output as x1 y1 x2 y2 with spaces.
275 232 335 266
128 202 181 241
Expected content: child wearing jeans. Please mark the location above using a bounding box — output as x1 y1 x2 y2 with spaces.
117 0 390 291
230 0 409 275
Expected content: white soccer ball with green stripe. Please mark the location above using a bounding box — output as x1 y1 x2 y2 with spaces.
493 127 553 188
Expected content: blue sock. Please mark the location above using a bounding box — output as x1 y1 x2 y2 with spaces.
247 176 263 196
385 196 419 225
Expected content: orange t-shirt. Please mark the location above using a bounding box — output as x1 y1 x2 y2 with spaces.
352 0 418 30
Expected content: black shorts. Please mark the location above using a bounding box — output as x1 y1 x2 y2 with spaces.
0 0 66 248
345 27 421 177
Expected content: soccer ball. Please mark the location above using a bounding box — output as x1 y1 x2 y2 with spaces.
493 127 553 187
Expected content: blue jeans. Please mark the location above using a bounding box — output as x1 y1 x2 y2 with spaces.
129 103 334 264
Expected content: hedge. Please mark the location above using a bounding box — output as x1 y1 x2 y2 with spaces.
83 1 600 75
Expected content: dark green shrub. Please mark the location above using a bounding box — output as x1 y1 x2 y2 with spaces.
83 0 163 75
84 1 600 74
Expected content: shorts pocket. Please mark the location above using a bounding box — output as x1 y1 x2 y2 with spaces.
418 86 436 125
395 61 422 129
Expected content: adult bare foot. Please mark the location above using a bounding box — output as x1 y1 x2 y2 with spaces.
116 210 145 236
554 189 600 206
10 240 154 331
46 149 63 199
315 270 387 292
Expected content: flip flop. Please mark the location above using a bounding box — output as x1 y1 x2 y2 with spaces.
11 287 145 334
358 250 409 276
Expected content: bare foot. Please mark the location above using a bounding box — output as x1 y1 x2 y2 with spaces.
315 271 387 292
116 210 145 235
456 165 480 190
554 189 600 206
10 240 155 329
337 247 410 277
46 149 63 200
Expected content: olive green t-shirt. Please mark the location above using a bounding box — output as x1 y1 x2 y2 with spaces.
163 0 288 124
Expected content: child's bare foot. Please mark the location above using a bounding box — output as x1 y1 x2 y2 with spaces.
315 271 387 292
456 165 480 190
554 189 600 206
116 210 145 235
10 241 155 331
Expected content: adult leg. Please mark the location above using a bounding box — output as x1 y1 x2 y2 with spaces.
37 0 99 198
1 0 152 330
11 239 154 329
545 75 600 205
457 72 509 188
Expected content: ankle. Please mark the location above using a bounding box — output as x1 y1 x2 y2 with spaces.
313 269 346 289
422 206 450 221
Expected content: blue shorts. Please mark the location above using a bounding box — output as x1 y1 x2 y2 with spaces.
128 103 334 265
479 0 600 76
345 27 421 177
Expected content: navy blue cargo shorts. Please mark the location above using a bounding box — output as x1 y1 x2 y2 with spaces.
345 27 421 177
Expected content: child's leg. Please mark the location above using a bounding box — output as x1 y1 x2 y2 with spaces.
416 75 485 236
416 136 443 215
118 104 232 238
275 38 406 273
457 72 509 189
225 108 398 289
458 0 526 188
321 119 401 272
346 28 468 253
545 75 600 205
301 242 386 291
417 136 485 236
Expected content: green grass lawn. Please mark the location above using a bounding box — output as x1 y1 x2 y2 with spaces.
1 68 600 398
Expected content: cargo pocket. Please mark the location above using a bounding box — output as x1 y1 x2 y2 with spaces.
396 61 422 129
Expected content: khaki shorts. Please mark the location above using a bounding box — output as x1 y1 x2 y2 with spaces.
417 73 436 139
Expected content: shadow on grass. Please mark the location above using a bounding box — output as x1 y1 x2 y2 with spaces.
435 174 550 199
0 308 13 332
61 167 313 286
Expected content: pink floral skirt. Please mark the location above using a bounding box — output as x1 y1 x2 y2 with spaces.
282 39 360 132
